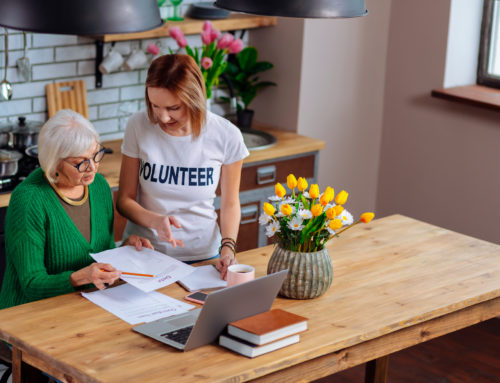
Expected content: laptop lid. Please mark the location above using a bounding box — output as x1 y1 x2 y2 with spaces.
133 269 288 351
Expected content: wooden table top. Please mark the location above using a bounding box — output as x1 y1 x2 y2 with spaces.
0 214 498 383
0 126 325 208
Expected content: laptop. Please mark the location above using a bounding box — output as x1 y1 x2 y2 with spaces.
133 269 288 351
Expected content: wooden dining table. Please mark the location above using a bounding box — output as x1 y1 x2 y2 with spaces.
0 214 499 383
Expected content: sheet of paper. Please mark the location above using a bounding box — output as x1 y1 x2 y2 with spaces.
82 283 194 325
178 265 227 292
90 246 195 292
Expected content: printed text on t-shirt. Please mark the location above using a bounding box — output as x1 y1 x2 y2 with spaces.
139 160 214 186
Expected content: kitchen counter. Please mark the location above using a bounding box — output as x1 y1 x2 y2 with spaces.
0 125 325 207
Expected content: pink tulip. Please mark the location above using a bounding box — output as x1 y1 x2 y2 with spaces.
202 21 213 33
146 43 160 55
177 36 187 48
210 29 221 42
201 30 211 45
228 39 244 54
169 26 184 41
201 57 213 70
217 33 234 49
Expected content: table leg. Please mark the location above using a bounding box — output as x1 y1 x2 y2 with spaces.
11 346 21 383
365 356 389 383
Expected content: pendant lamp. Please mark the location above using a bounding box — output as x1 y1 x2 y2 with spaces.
214 0 368 19
0 0 163 35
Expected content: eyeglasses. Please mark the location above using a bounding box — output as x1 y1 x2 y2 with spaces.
65 147 106 173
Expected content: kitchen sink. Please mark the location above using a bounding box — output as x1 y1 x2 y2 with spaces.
241 129 277 151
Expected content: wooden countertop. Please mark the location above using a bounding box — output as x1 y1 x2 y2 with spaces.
0 126 325 207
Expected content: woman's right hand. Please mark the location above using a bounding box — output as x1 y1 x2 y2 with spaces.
151 215 184 248
70 262 121 290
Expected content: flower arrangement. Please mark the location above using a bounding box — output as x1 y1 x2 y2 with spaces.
260 174 374 252
169 21 244 99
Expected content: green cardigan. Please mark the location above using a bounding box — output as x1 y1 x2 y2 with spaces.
0 168 115 309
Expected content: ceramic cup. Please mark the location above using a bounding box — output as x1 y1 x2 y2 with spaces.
123 49 148 71
98 50 124 74
227 264 255 287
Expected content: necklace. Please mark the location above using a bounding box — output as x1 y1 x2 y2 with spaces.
49 181 89 206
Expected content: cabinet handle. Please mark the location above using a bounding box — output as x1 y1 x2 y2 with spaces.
256 165 276 185
240 205 258 224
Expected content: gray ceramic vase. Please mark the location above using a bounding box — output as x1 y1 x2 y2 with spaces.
267 246 333 299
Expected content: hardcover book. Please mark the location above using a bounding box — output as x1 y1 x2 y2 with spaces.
219 333 300 358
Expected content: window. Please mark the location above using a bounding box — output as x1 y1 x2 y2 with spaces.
478 0 500 87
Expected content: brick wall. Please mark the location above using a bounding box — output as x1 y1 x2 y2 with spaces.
0 2 245 141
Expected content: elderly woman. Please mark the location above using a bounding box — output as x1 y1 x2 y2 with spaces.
0 109 152 311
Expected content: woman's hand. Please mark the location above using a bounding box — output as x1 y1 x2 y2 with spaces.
216 246 238 280
151 215 184 248
70 262 121 290
121 235 154 250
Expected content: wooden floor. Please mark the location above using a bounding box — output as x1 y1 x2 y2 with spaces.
316 318 499 383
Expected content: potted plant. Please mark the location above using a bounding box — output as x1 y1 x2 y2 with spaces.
261 174 374 299
225 46 276 129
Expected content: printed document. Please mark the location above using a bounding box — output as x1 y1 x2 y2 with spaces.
82 283 194 325
178 265 227 291
91 246 195 292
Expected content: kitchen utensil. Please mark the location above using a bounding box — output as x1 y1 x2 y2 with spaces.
0 29 13 101
11 116 43 151
0 122 12 148
0 149 22 177
46 80 89 118
25 145 38 159
16 32 30 82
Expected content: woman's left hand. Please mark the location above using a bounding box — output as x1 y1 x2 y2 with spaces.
121 235 154 250
216 247 238 280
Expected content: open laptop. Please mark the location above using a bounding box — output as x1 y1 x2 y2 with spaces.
133 269 288 351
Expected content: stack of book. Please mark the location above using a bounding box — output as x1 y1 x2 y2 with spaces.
219 308 308 358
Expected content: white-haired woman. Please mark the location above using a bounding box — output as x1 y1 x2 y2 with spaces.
0 109 152 311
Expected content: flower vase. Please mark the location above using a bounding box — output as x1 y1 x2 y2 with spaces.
267 246 333 299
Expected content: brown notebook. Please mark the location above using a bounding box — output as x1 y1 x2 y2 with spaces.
227 309 308 345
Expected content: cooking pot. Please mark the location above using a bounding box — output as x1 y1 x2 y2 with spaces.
11 116 43 151
0 149 22 177
0 123 11 148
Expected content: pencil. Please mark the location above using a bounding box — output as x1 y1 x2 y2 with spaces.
100 269 154 278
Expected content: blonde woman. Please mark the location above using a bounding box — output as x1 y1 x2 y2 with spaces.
117 54 249 279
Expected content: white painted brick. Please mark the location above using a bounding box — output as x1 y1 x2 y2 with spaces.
121 85 145 101
140 69 148 83
0 33 24 51
100 131 125 142
32 62 77 80
56 45 96 61
93 118 120 134
99 103 121 119
87 88 119 106
32 97 46 113
27 48 55 64
101 71 140 88
11 81 50 99
0 99 32 117
88 106 98 120
78 60 94 76
119 101 139 115
22 112 46 122
32 34 78 48
139 101 146 110
113 42 132 56
5 67 24 83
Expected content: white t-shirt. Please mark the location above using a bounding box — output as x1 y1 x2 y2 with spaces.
121 110 249 261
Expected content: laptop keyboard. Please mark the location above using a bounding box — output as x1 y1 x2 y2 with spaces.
160 326 194 345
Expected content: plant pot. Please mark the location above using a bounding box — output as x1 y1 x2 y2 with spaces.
237 109 254 130
267 246 333 299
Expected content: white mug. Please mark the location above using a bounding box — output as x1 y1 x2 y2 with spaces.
98 50 124 74
123 49 148 71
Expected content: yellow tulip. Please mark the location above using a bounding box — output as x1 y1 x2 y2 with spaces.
329 219 343 230
320 194 330 206
310 204 323 217
281 204 293 216
275 183 286 198
287 174 297 189
263 202 275 216
361 212 375 223
326 207 336 219
297 177 308 191
309 184 319 199
335 190 348 205
324 186 334 201
333 205 344 216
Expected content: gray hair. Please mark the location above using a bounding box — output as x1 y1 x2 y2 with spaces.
38 109 100 183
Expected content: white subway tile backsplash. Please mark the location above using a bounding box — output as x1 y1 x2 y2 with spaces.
78 60 95 76
102 71 140 88
33 34 79 47
0 99 32 117
32 97 46 113
89 106 98 120
28 48 55 65
99 101 138 119
88 88 120 106
93 118 120 134
56 45 96 61
11 81 50 99
32 62 77 80
120 85 145 101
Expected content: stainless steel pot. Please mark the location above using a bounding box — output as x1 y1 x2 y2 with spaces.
0 125 11 148
11 116 43 151
0 149 22 177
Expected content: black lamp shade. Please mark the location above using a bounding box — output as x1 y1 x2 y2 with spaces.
0 0 163 35
214 0 368 19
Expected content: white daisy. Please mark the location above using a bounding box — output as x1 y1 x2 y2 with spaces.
283 196 295 204
259 213 271 225
268 195 282 202
298 209 312 220
340 210 354 226
302 191 311 198
265 221 281 237
288 216 304 231
327 226 337 235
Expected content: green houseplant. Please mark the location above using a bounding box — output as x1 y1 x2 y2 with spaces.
225 46 276 129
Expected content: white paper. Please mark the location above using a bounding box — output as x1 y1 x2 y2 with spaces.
178 265 227 292
90 246 195 292
82 283 194 325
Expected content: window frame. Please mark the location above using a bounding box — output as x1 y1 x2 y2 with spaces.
478 0 500 87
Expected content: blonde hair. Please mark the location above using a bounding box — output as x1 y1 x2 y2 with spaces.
145 54 206 138
38 109 100 183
